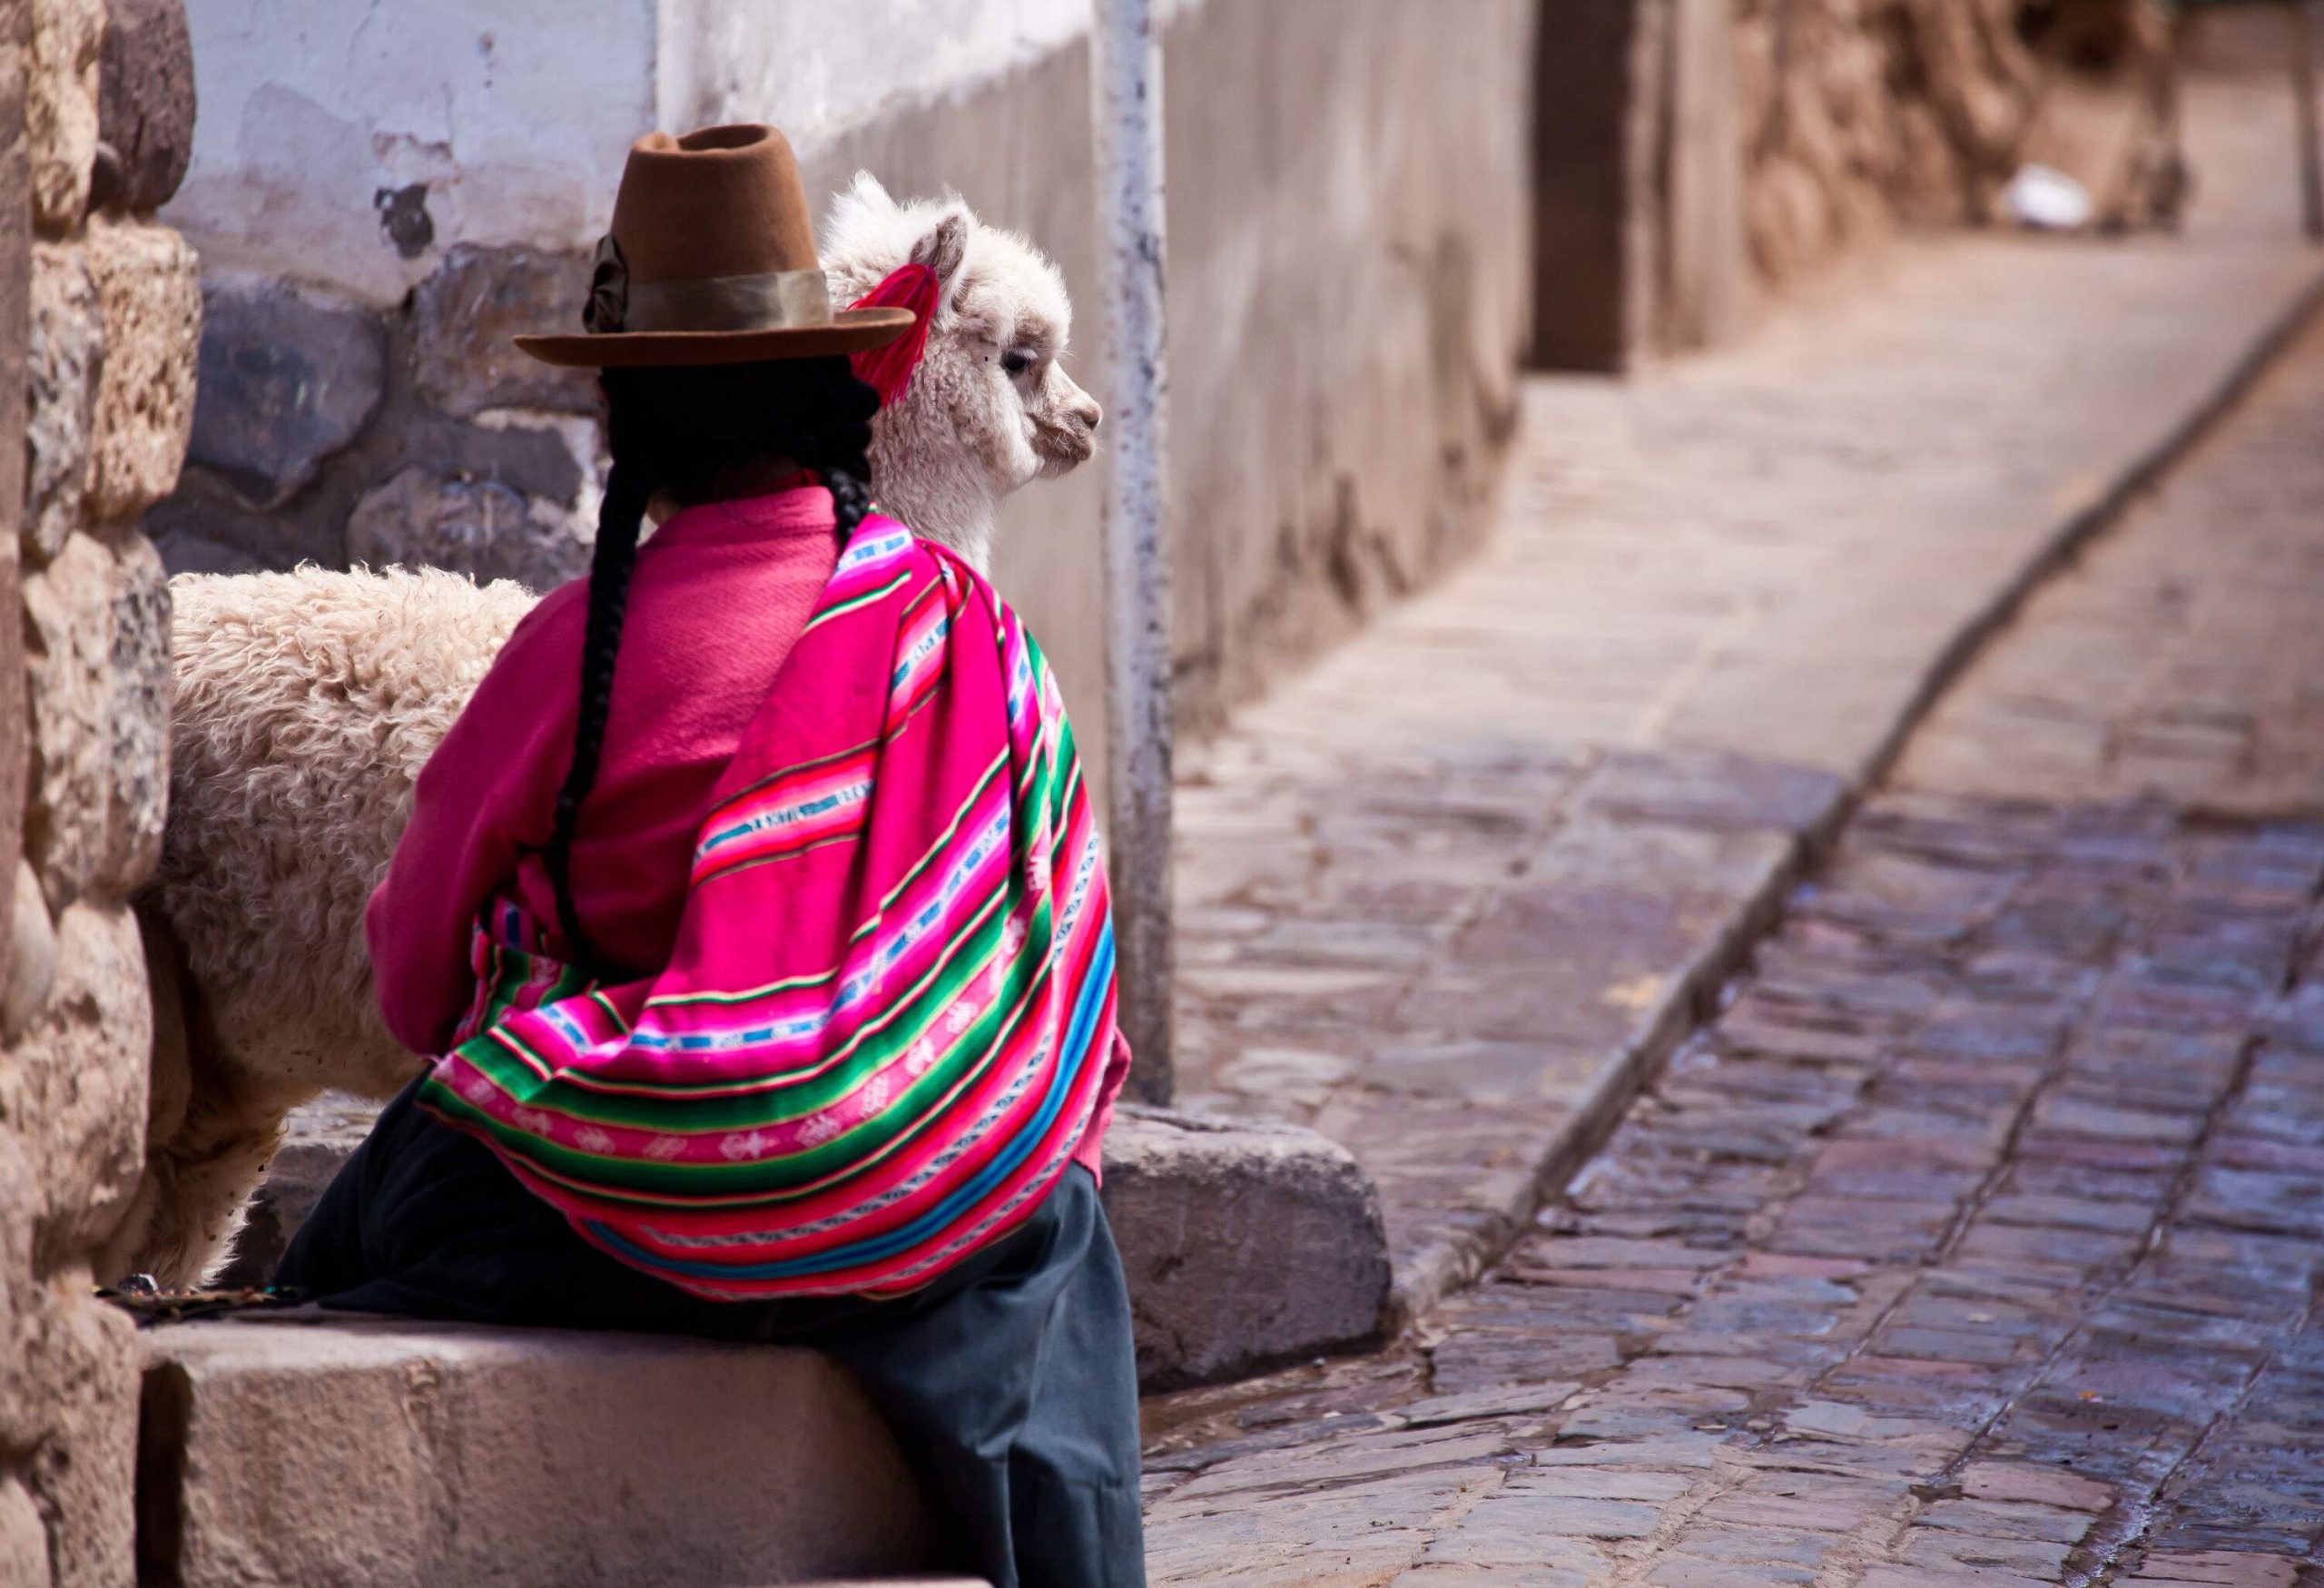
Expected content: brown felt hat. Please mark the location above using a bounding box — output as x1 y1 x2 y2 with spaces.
515 123 916 368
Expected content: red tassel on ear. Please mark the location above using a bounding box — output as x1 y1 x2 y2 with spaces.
849 262 940 409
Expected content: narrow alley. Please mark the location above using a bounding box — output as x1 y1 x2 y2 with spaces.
1141 160 2324 1588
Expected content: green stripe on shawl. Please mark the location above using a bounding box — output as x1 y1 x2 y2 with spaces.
424 949 1054 1200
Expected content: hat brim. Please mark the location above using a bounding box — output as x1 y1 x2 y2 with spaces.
514 306 918 368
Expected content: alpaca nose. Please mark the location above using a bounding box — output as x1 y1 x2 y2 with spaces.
1078 396 1102 434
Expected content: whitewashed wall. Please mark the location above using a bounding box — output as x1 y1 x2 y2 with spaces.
170 0 657 304
166 0 1113 302
656 0 1094 147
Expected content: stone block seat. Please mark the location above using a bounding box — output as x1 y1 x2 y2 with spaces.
226 1100 1394 1391
135 1308 974 1588
132 1107 1390 1584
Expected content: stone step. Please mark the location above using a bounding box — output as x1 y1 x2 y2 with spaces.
1102 1105 1392 1388
140 1116 1375 1588
136 1311 954 1588
224 1100 1392 1390
140 1110 1384 1585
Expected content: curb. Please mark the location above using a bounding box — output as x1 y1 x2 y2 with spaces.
1383 259 2324 1334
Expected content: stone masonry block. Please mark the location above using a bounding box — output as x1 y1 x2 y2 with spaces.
3 902 152 1267
409 244 598 418
84 216 201 517
0 1265 140 1579
26 237 96 562
3 0 30 1033
26 0 100 232
0 1130 39 1449
345 461 596 592
208 1096 372 1291
137 1314 944 1588
91 0 194 213
22 531 114 907
33 1285 137 1586
187 277 384 508
1104 1106 1390 1387
101 532 169 894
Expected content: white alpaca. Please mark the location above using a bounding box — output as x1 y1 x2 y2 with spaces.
112 180 1100 1286
827 173 1101 563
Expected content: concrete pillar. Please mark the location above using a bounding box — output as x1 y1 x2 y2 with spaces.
1090 0 1177 1104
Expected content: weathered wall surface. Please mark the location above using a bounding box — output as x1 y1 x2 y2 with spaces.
164 0 655 303
5 0 202 1581
151 0 1536 755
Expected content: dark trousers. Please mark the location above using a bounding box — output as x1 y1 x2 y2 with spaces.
279 1078 1147 1588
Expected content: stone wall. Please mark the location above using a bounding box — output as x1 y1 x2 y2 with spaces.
1532 0 2044 371
148 0 1538 761
151 246 602 590
3 0 202 1582
1736 0 2042 284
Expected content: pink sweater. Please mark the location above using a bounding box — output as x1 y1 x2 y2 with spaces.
367 487 1128 1178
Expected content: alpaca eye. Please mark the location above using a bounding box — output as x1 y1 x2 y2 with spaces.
1001 349 1035 376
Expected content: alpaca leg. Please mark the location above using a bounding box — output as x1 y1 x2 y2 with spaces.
104 909 304 1286
105 1101 285 1287
100 904 202 1284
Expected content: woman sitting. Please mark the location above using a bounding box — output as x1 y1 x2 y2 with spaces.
278 123 1143 1588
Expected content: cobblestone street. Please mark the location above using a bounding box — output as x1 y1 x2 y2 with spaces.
1149 790 2324 1584
1139 123 2324 1588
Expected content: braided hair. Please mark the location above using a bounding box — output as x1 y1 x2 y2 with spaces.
545 355 881 970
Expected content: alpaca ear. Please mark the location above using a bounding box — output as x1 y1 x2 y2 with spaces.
826 171 894 242
910 211 971 298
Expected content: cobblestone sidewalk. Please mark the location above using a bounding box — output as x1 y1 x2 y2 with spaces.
1170 78 2324 1323
1137 191 2324 1586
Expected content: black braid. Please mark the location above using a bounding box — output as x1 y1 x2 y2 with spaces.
543 355 881 972
822 466 873 541
783 366 877 544
544 456 649 968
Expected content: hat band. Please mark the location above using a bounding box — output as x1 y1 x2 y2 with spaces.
622 268 834 334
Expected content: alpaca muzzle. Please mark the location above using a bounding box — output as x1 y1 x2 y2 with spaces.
1036 392 1103 475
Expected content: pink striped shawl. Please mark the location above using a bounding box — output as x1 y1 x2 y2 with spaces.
416 518 1120 1300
